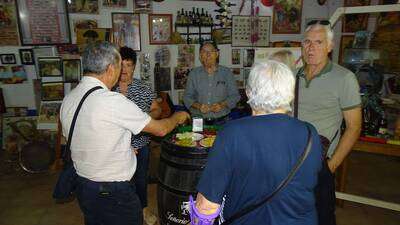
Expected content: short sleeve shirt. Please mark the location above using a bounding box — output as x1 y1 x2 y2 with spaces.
115 79 156 149
296 62 361 156
197 114 322 225
183 65 240 119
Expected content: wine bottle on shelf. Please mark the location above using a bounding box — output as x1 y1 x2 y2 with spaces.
176 11 181 25
196 8 200 25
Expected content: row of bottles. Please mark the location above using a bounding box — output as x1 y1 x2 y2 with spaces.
176 8 214 26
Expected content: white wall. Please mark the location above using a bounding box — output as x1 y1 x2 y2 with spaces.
0 0 383 108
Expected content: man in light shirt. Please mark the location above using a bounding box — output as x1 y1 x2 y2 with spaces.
60 42 189 225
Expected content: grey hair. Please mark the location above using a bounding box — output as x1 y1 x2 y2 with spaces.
82 42 121 75
304 24 334 45
246 60 295 113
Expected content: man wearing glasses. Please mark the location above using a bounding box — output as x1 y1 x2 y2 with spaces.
296 20 362 225
183 41 240 124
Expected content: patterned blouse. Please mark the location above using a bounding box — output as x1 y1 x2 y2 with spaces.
115 79 156 149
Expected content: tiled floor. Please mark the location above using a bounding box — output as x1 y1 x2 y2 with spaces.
0 147 399 225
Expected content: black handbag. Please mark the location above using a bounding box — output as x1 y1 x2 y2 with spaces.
53 86 102 202
220 124 313 225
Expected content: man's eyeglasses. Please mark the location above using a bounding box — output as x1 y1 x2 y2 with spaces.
306 20 331 27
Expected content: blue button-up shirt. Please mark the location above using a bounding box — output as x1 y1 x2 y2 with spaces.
183 65 240 119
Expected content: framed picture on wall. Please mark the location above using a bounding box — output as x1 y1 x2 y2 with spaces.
19 49 35 65
38 57 62 77
112 13 141 51
0 54 16 64
102 0 127 8
0 0 19 46
376 0 400 30
67 0 99 14
134 0 151 13
76 28 110 52
41 82 64 101
16 0 71 45
232 16 271 47
342 0 370 33
63 59 81 82
272 0 303 34
213 28 232 44
149 14 172 45
339 35 355 65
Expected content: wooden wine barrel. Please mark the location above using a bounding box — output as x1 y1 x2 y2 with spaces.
157 126 217 225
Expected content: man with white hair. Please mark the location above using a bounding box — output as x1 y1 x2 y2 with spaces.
296 20 362 225
191 61 323 225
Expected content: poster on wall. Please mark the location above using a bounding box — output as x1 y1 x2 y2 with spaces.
76 28 110 52
272 0 303 34
112 13 141 51
134 0 151 13
37 101 61 130
148 14 173 45
0 0 19 46
103 0 127 8
174 67 191 90
339 35 355 65
342 0 370 33
254 47 303 69
177 44 195 69
155 67 171 92
67 0 99 14
16 0 71 45
376 0 400 30
232 16 270 47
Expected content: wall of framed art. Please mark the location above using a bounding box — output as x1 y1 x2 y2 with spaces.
0 0 394 108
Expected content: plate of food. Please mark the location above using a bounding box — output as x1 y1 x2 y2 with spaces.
176 132 204 141
175 138 197 147
199 136 216 148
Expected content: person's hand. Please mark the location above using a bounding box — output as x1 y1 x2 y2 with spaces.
131 147 139 155
174 111 191 124
199 104 210 114
210 102 225 113
327 158 338 173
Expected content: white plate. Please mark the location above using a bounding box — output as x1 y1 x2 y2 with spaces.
192 133 204 141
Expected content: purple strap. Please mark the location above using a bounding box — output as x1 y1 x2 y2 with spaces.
189 195 221 225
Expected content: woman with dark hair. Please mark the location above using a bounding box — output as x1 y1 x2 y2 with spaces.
114 46 161 224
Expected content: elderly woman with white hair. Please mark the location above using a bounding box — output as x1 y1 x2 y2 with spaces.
190 60 323 225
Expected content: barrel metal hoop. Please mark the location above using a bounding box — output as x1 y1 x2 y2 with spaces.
160 156 205 171
158 180 197 196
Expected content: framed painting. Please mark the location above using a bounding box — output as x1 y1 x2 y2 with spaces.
232 16 270 47
63 59 81 82
0 0 19 46
272 0 303 34
38 57 62 77
67 0 99 14
16 0 71 45
37 101 61 130
112 13 141 51
339 35 355 65
103 0 127 8
342 0 370 33
76 28 110 52
41 82 64 101
19 49 35 65
149 14 172 45
0 54 16 64
134 0 151 13
376 0 400 30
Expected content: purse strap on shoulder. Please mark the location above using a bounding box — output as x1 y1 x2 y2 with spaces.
220 124 313 225
63 86 103 162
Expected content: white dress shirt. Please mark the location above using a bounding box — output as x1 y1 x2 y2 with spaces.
60 76 151 182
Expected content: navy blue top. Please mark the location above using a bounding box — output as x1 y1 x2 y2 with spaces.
197 114 322 225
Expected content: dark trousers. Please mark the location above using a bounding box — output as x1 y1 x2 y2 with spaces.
132 145 150 208
76 176 143 225
315 160 337 225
